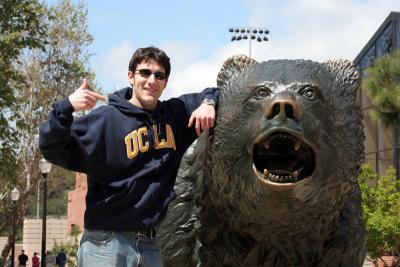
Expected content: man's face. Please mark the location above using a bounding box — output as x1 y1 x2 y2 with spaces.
128 58 168 110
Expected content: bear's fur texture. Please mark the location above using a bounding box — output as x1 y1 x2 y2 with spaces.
157 56 366 267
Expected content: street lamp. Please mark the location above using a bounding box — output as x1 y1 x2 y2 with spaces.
10 187 20 267
229 27 269 58
39 158 51 267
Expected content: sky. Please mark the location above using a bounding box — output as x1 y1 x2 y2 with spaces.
67 0 399 99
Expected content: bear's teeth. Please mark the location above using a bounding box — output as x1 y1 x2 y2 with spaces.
263 168 269 178
259 167 302 183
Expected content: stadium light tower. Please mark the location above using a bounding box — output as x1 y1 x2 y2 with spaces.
229 27 269 58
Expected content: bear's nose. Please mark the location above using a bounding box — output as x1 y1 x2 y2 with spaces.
266 98 301 121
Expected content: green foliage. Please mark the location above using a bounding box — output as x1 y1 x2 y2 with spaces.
359 164 400 260
70 224 81 238
0 0 47 199
0 0 47 58
362 50 400 126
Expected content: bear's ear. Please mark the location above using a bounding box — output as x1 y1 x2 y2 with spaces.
217 55 257 89
323 59 360 98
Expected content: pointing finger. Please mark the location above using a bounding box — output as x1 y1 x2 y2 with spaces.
87 91 107 101
85 88 107 101
96 93 107 101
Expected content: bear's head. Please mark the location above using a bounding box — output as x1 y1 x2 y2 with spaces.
206 55 364 229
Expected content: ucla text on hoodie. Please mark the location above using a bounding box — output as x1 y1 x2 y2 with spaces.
125 124 176 159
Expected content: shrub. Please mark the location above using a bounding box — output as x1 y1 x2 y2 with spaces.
359 164 400 265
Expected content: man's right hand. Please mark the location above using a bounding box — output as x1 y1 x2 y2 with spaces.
68 79 106 111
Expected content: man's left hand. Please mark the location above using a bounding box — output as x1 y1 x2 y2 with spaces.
188 103 216 136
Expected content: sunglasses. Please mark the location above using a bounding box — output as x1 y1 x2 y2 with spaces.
134 69 168 81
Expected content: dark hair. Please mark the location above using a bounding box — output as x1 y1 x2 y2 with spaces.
128 46 171 77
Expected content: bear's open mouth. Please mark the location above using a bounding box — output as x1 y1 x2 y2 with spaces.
252 132 315 185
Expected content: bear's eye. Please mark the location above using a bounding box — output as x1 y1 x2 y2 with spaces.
299 85 319 101
253 86 271 99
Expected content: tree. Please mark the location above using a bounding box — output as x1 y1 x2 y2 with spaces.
0 0 47 186
1 0 99 263
362 50 400 126
0 0 47 262
0 0 47 110
359 164 400 266
362 50 400 179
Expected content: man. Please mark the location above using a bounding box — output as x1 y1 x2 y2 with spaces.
17 250 28 267
56 249 67 267
39 46 218 267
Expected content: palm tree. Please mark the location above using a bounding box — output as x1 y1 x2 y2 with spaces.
362 49 400 179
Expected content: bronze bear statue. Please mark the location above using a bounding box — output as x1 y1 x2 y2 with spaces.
157 55 366 267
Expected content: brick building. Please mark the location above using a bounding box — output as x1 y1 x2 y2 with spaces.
67 172 87 233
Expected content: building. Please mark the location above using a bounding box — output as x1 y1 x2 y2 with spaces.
354 11 400 176
22 218 68 261
67 172 87 233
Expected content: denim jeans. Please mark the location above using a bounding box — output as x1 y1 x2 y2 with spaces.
77 229 164 267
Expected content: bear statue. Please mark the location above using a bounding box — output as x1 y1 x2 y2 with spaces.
156 55 366 267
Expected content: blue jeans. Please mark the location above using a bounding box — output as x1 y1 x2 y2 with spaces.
77 229 164 267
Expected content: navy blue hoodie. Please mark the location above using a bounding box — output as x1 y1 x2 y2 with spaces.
39 87 218 231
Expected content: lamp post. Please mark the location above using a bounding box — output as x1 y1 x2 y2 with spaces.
39 158 52 267
10 187 20 267
229 27 269 58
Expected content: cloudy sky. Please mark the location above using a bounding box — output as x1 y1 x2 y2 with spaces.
78 0 398 99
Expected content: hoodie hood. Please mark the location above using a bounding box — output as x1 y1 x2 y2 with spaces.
108 87 161 116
